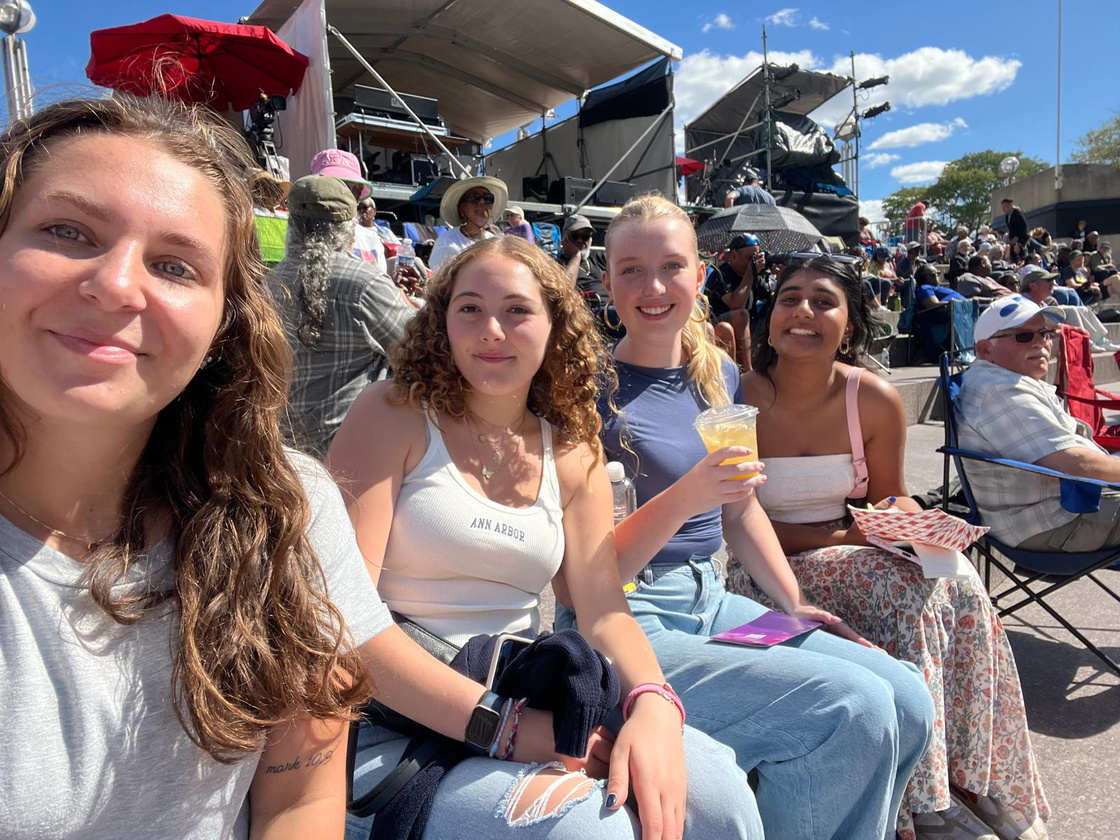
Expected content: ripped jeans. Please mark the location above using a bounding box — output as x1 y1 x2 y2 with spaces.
556 557 935 840
345 713 763 839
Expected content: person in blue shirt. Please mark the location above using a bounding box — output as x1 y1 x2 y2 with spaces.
556 193 934 840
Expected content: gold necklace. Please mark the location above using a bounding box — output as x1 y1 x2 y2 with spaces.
0 485 108 551
465 410 529 482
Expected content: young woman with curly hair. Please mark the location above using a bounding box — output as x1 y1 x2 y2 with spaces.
555 195 935 840
329 235 764 839
727 255 1048 840
0 95 386 838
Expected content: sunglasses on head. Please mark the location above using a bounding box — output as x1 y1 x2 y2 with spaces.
462 192 496 205
990 327 1057 344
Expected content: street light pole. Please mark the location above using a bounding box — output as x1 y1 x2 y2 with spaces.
0 1 35 124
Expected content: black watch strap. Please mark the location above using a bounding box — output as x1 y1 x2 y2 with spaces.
463 690 504 755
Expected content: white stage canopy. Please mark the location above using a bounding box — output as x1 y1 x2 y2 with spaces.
246 0 681 145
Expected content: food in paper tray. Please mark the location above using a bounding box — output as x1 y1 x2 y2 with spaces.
847 506 989 579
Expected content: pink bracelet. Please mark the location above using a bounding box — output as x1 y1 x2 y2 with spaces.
499 698 528 761
622 682 686 727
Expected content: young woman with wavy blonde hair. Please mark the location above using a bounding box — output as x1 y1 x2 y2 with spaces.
330 234 765 840
555 194 936 840
0 94 384 838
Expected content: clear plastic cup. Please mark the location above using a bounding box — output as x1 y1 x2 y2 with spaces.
693 404 760 479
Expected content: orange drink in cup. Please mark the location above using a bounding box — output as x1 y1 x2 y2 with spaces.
693 405 760 479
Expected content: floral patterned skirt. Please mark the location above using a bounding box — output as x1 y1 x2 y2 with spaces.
726 545 1050 840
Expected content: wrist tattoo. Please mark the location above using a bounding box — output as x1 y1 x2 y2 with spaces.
264 748 335 775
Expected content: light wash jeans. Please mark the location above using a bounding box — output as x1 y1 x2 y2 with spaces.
346 707 763 839
557 557 935 840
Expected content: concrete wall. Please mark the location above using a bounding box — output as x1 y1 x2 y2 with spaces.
991 164 1120 240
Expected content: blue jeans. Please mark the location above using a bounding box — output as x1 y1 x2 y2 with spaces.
557 558 934 840
347 706 763 839
864 277 891 306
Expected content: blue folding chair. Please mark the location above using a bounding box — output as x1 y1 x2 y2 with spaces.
937 354 1120 675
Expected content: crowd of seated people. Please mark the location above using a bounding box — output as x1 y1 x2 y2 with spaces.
6 92 1069 840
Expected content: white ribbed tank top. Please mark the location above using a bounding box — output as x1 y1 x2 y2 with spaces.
378 412 566 647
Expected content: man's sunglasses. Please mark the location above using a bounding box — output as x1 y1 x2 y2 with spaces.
569 230 593 241
990 328 1058 344
462 192 496 205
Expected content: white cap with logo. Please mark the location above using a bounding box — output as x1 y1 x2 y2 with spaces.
973 295 1066 342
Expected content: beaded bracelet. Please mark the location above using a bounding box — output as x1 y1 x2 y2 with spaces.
622 682 686 727
488 698 515 758
499 698 528 761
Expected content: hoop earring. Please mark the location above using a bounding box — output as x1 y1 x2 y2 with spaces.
766 335 773 347
839 337 852 355
690 294 711 323
602 303 622 330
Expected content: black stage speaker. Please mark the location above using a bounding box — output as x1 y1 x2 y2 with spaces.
548 176 595 205
353 85 441 125
594 180 635 207
522 174 549 202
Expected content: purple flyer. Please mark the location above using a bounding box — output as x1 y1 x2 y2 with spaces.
709 611 822 648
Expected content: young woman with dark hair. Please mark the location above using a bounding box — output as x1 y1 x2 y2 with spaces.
729 255 1049 840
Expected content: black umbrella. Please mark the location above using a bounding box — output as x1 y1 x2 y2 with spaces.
698 204 824 254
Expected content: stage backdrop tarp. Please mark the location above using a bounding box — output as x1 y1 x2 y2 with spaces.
274 0 334 180
485 59 676 202
247 0 681 144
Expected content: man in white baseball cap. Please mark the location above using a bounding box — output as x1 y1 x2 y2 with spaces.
955 295 1120 550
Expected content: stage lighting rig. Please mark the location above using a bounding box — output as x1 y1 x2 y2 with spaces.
857 75 889 91
771 89 801 110
772 63 799 81
861 102 891 120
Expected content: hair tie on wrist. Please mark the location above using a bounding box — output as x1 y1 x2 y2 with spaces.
623 682 686 728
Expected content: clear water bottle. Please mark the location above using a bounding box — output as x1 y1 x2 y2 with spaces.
880 346 892 371
606 461 636 524
397 237 415 270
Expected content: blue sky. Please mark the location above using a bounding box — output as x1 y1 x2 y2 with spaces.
19 0 1117 220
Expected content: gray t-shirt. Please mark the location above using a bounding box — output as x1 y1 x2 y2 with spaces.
0 453 390 839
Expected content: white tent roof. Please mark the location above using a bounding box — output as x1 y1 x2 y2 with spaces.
246 0 681 142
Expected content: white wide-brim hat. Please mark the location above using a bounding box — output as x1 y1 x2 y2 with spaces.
440 176 509 227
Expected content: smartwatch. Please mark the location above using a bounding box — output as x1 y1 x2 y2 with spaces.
463 690 504 755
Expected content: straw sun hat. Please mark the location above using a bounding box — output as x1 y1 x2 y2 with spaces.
439 176 508 227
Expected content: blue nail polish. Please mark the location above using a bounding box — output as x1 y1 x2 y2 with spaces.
888 495 896 504
605 793 618 808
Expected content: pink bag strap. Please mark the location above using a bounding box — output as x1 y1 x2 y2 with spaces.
846 368 869 500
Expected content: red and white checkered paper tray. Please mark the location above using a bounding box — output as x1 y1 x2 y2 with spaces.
847 507 988 552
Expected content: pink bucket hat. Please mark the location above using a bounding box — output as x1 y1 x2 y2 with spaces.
309 148 371 200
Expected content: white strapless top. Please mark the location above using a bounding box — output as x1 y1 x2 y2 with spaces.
756 454 858 524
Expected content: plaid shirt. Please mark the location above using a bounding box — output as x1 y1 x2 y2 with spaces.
270 252 415 456
956 359 1104 544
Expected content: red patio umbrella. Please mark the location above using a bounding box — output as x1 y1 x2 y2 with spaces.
86 14 309 112
675 155 704 178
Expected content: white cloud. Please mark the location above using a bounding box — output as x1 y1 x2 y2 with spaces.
860 198 886 223
868 117 967 150
702 13 734 33
891 160 948 184
864 153 901 169
808 16 829 30
765 8 800 26
811 47 1021 128
673 48 819 131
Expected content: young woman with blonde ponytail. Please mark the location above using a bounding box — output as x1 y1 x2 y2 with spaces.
555 194 935 840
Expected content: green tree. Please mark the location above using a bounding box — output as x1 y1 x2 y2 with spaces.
880 149 1048 231
1070 113 1120 167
